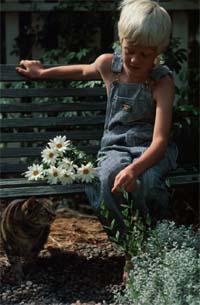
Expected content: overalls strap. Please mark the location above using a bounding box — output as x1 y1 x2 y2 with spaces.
111 53 123 81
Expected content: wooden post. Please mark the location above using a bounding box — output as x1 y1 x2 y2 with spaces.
172 11 189 92
5 12 19 63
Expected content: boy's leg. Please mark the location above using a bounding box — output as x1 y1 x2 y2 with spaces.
86 149 132 239
131 150 176 223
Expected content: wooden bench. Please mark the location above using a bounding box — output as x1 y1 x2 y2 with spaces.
0 64 199 199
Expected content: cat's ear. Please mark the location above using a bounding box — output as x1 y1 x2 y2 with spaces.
22 197 36 212
53 201 60 211
42 198 60 211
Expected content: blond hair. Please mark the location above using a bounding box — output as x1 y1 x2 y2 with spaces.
118 0 172 53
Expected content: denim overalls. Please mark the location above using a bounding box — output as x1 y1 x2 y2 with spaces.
86 53 178 238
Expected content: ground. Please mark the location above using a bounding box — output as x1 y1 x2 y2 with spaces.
0 201 125 305
0 185 198 304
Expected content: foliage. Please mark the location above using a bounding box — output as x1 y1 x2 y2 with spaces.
173 103 199 131
99 189 151 257
163 37 187 73
115 221 200 305
100 189 200 304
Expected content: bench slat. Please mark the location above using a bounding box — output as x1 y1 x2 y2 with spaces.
1 87 106 98
0 173 199 198
166 174 200 185
1 147 42 157
1 130 103 142
0 65 30 81
0 178 60 187
0 184 85 198
0 102 106 113
0 64 103 82
1 115 105 128
0 145 100 158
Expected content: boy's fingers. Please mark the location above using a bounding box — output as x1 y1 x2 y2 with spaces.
111 183 120 193
112 176 122 193
16 67 28 75
112 179 124 193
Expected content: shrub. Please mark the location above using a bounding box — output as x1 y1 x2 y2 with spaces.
115 221 200 305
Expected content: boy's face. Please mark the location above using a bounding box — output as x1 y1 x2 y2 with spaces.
121 39 158 77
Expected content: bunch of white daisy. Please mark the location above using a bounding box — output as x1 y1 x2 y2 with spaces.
24 135 96 185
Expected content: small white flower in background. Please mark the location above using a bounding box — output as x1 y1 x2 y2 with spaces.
48 135 71 153
77 162 96 183
24 164 44 181
46 165 62 184
59 168 75 185
41 147 58 165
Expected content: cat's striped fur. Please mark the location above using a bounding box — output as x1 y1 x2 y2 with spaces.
0 197 57 281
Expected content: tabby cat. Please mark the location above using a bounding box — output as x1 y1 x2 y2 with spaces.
0 197 57 281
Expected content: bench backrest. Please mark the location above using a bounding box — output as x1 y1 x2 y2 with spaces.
0 64 107 178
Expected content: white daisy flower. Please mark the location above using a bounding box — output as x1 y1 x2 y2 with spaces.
59 169 75 185
59 158 77 171
77 162 96 183
48 135 71 153
41 147 58 165
45 165 62 184
24 164 44 181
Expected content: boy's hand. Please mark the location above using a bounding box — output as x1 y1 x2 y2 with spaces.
112 165 138 193
16 60 44 79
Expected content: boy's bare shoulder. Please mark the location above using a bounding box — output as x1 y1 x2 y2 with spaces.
95 53 113 74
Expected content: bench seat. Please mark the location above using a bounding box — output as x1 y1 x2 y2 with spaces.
0 64 199 200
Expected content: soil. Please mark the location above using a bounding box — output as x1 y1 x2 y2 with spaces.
0 202 125 305
0 184 198 304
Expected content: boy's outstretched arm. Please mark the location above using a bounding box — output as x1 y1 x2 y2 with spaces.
15 56 103 80
112 75 175 193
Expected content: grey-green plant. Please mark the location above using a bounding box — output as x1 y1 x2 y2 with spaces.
115 221 200 305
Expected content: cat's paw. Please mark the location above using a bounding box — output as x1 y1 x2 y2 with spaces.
0 265 23 284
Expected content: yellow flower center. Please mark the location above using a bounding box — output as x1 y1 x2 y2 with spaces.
56 143 62 149
53 171 58 177
33 170 39 176
83 168 89 175
49 152 54 158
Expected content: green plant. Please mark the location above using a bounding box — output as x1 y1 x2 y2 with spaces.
163 37 187 74
99 189 151 257
115 221 200 305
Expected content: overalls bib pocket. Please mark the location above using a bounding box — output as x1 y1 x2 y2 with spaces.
126 124 153 147
111 96 137 124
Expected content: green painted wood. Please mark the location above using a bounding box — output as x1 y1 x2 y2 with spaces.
1 130 103 142
0 64 104 82
167 173 200 186
0 184 85 198
0 172 199 198
0 178 54 187
0 145 100 158
0 147 42 158
0 102 106 113
1 87 106 98
1 115 105 128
